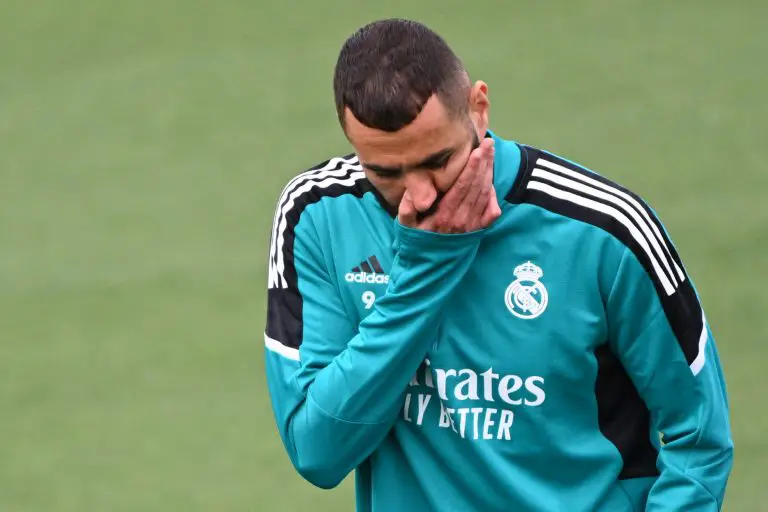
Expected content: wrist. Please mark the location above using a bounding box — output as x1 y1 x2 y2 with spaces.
394 219 486 252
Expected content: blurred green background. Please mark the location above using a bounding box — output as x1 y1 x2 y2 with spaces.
1 0 765 510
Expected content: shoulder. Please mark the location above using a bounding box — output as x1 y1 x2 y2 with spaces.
508 144 686 297
267 153 370 289
508 144 671 244
270 153 370 222
269 153 375 237
507 144 657 221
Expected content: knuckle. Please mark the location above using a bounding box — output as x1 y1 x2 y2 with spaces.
452 217 467 231
453 180 470 196
435 212 452 228
451 211 470 231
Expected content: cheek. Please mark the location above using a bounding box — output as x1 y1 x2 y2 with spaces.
433 162 465 192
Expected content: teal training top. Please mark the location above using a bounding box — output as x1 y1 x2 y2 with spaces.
264 130 733 511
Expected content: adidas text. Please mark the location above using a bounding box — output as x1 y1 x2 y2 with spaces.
345 271 389 284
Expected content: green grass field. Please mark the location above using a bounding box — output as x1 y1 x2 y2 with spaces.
2 1 766 510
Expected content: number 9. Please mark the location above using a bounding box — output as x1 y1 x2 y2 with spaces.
362 291 376 310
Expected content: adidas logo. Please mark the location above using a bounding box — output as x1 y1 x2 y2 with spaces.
345 255 389 284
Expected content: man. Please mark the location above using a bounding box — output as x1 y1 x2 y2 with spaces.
264 18 733 511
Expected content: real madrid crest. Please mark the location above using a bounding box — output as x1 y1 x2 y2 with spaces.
505 261 548 320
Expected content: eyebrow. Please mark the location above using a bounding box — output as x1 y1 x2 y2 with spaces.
364 147 456 175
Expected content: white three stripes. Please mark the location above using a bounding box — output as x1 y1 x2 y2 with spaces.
531 169 679 291
268 157 364 289
538 159 684 282
269 155 358 251
269 155 358 271
528 158 684 296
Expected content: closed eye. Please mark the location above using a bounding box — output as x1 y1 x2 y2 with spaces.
417 148 455 171
369 168 402 179
363 147 454 178
420 155 451 171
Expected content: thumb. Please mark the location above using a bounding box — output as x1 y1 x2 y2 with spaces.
398 190 418 227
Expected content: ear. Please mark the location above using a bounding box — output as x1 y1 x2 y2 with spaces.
468 81 490 136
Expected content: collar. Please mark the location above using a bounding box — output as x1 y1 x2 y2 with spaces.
486 129 522 205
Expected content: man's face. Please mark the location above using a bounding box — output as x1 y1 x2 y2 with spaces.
343 85 489 214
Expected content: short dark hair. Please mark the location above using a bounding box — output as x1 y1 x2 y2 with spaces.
333 19 470 133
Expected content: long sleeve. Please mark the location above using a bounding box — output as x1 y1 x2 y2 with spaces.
264 207 486 490
605 237 734 510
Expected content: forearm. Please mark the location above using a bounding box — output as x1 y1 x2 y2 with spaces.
645 327 734 511
272 222 486 488
647 446 733 512
604 241 734 511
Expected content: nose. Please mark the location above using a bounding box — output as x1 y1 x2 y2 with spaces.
404 171 438 213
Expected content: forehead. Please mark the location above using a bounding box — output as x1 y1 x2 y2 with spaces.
345 95 465 165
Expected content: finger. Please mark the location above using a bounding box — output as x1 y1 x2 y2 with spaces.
485 143 495 191
455 143 490 221
478 187 502 228
398 190 418 227
433 138 494 232
469 140 495 213
440 141 487 211
468 186 491 231
460 141 494 232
